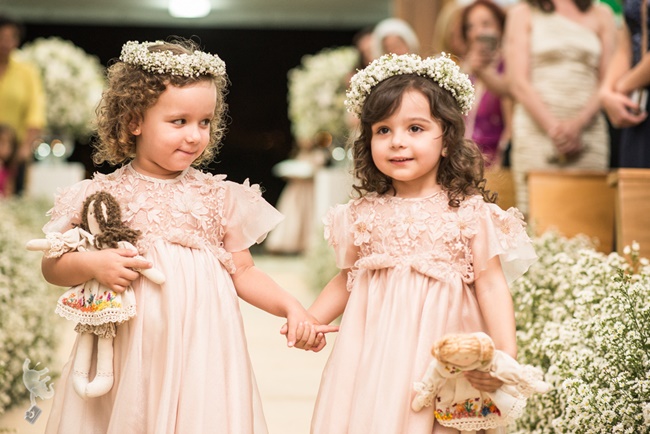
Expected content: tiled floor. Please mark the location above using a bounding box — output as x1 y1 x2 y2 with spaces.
0 254 333 434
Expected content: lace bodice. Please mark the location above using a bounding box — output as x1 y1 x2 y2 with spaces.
44 164 283 273
324 192 535 286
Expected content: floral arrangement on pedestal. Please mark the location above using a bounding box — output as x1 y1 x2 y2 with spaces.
510 231 650 434
19 37 105 140
287 46 358 143
0 198 59 415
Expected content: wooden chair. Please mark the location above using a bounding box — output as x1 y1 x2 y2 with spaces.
527 169 615 253
484 168 516 210
608 168 650 260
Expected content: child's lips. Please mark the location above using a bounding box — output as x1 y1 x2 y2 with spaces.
390 157 413 163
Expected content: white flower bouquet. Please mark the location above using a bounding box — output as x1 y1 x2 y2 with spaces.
19 37 105 139
287 46 358 142
0 198 59 415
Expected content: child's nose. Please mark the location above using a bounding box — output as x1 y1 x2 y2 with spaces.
187 125 202 142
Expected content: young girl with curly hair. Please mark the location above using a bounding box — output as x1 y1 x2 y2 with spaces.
39 38 322 434
294 53 537 433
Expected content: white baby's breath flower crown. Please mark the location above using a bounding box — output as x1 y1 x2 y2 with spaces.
119 40 226 78
345 52 475 117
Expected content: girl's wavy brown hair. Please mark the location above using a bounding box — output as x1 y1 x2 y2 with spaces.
93 38 229 167
80 191 141 249
351 74 496 207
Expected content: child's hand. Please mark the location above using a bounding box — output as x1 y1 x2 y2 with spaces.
90 248 153 293
463 370 504 393
280 319 339 352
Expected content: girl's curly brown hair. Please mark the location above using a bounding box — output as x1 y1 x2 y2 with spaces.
80 191 141 249
93 38 229 167
351 74 496 207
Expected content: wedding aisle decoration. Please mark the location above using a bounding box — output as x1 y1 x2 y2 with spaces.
287 45 358 144
510 231 650 434
0 198 59 415
19 37 105 141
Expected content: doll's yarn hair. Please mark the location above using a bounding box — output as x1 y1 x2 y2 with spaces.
432 332 495 364
80 191 141 249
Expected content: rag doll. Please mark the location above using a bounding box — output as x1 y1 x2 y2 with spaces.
411 332 551 433
26 191 165 399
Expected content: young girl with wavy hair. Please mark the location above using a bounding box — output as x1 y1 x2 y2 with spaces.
294 53 537 433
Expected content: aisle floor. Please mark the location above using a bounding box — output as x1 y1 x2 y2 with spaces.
0 254 332 434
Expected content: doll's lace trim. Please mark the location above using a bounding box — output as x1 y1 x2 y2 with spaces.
56 304 136 326
44 232 67 258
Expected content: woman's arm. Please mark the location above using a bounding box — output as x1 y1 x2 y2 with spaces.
599 24 649 126
504 3 560 136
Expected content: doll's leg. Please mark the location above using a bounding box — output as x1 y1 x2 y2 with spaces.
85 336 114 398
72 332 93 399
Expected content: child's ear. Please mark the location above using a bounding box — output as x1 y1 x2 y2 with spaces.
129 120 142 136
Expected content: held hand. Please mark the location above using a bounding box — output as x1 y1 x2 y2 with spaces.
548 121 583 159
90 248 153 293
280 317 339 351
464 370 504 393
600 89 648 128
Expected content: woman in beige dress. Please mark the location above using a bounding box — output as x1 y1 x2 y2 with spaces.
504 0 617 214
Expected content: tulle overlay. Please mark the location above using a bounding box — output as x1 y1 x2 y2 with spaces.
44 164 282 434
311 192 536 434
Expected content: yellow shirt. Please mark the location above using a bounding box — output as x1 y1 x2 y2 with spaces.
0 55 46 142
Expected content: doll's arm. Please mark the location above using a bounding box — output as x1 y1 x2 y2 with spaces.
412 361 445 411
25 229 89 258
117 241 165 285
491 351 551 396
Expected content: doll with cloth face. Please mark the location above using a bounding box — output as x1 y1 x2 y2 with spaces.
412 332 551 433
26 191 165 399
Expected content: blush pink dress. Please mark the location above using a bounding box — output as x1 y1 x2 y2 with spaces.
310 191 536 434
44 164 282 434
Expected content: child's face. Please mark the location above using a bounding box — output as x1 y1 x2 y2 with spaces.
370 89 444 198
131 80 216 179
445 347 478 367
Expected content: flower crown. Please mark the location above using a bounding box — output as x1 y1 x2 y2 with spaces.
345 53 475 117
119 40 227 78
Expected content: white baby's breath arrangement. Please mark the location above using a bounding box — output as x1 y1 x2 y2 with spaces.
510 231 650 434
19 37 105 139
0 198 59 415
287 46 358 141
345 52 475 116
119 40 227 78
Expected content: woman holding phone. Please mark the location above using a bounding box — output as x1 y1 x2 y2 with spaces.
504 0 617 214
460 0 511 167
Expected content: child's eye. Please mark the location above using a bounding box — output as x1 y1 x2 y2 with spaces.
375 126 390 135
172 119 186 125
200 119 211 127
409 125 423 133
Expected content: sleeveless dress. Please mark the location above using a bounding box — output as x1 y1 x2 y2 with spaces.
310 192 537 434
44 164 282 434
619 0 650 168
511 9 609 214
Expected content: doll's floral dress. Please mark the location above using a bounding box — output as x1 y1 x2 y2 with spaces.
44 164 282 434
43 228 137 338
310 191 537 434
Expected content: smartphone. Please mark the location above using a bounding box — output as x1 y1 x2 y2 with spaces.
629 89 649 115
476 34 499 53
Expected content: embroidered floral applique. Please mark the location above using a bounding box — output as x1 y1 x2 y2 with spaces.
434 397 501 422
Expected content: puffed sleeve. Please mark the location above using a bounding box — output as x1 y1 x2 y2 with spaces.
42 179 94 234
471 202 537 285
221 179 284 253
323 202 359 270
